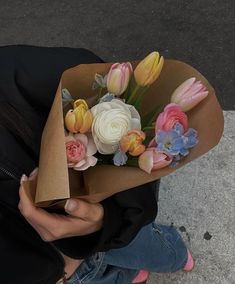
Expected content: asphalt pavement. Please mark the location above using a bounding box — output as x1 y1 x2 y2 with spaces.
0 1 234 283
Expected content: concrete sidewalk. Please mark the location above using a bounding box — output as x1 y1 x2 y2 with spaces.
149 111 235 283
0 1 234 283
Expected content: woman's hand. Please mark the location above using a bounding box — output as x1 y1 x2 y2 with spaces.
18 169 104 242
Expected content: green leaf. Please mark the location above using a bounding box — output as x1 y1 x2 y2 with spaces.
123 76 135 101
95 73 107 88
92 81 99 90
132 86 149 109
144 135 154 146
125 157 139 167
127 84 140 104
141 104 164 128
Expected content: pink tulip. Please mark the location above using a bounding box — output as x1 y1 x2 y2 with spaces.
65 133 97 170
138 148 172 174
155 103 188 133
148 138 157 148
171 77 209 112
107 62 133 96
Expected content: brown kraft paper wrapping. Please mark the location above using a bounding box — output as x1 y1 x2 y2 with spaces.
23 59 224 207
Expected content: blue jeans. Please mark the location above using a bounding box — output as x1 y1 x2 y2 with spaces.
67 223 188 284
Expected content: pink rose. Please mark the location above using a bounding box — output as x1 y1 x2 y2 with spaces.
65 133 97 171
155 103 188 132
138 147 172 174
66 140 86 164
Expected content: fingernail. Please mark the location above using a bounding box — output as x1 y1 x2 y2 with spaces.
20 174 28 185
30 168 38 177
65 199 77 212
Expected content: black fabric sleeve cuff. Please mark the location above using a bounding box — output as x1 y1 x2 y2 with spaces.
53 180 160 259
52 197 124 259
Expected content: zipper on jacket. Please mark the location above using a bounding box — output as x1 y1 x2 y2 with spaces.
0 166 20 182
0 165 66 281
0 166 65 269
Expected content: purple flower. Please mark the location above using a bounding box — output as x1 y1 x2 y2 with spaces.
113 149 128 166
155 123 198 157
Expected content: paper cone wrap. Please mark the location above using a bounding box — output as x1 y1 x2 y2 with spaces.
23 60 224 207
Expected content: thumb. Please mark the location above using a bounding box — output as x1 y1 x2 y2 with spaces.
64 199 103 222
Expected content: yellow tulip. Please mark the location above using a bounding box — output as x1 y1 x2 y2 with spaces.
65 99 93 133
134 51 164 87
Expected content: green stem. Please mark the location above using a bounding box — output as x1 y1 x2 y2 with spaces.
95 87 105 103
141 104 164 129
123 76 133 101
70 99 75 107
127 84 140 104
144 135 154 146
142 126 155 132
98 87 103 100
134 86 149 109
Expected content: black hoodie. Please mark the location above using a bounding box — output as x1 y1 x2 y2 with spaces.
0 46 159 284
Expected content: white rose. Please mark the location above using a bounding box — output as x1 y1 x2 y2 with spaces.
91 99 141 154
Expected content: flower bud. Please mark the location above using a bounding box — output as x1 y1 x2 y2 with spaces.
134 51 164 86
65 99 93 133
138 148 172 174
171 77 209 112
107 62 133 96
120 130 146 156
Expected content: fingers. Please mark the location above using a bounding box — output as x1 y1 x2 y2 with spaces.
18 171 104 242
18 173 64 240
29 167 38 178
64 199 104 223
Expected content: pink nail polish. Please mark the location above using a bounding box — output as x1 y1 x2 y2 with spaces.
29 168 38 177
20 174 28 185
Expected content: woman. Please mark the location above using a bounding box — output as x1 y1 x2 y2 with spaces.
0 45 193 284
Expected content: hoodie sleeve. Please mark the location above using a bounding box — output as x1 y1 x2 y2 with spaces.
0 45 160 259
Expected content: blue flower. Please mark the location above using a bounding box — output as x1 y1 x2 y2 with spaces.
183 128 198 149
113 149 128 166
169 154 182 168
99 93 115 103
62 88 73 107
155 123 198 157
174 122 184 135
156 129 185 156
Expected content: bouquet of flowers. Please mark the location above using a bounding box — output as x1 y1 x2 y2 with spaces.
63 52 209 175
22 52 223 207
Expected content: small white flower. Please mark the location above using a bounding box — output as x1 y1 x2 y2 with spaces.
91 99 141 154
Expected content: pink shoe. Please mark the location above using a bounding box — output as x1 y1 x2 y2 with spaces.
132 270 149 283
183 250 195 272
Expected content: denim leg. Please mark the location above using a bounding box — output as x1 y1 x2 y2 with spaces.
87 264 138 284
67 223 188 283
66 252 138 284
104 223 188 273
66 253 105 284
